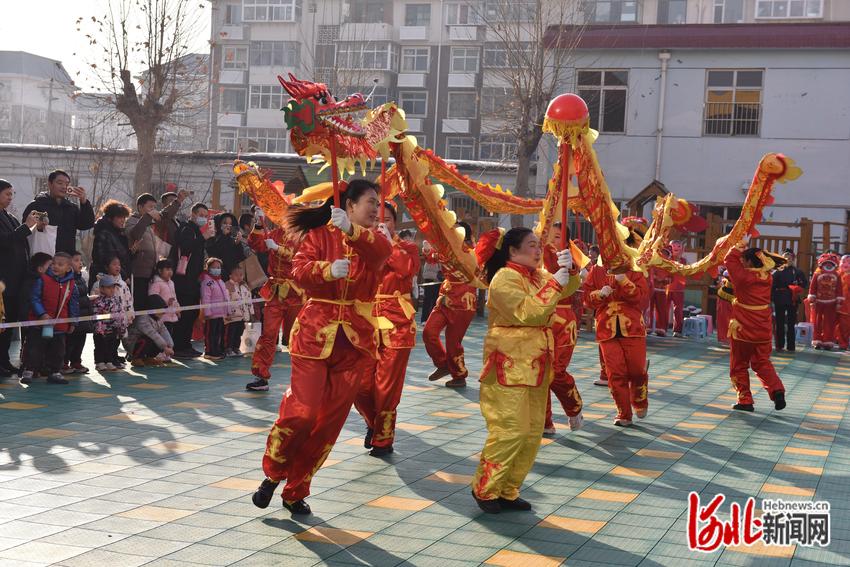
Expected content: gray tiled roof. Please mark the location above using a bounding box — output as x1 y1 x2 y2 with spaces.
0 50 74 84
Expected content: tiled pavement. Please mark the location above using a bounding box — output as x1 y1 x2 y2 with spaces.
0 319 849 567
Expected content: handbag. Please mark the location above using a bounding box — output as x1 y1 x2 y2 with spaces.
153 232 172 263
239 253 268 291
176 244 189 276
240 321 262 353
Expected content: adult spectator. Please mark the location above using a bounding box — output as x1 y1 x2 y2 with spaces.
22 169 95 255
0 180 40 376
158 190 190 248
171 203 211 358
90 200 132 287
205 212 247 280
772 248 809 352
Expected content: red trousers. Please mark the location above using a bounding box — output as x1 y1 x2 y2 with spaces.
600 337 648 421
355 346 412 448
651 290 669 334
837 313 850 349
729 339 784 405
668 290 685 334
598 344 607 380
262 334 375 501
423 304 475 379
252 296 301 380
716 300 732 344
813 302 837 346
545 314 583 428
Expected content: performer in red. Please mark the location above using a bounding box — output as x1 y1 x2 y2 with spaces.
355 201 420 457
246 210 304 391
543 223 584 434
808 253 842 350
724 241 786 412
667 240 687 337
424 221 478 388
715 268 733 347
649 249 673 336
583 261 650 426
837 255 850 350
252 179 392 515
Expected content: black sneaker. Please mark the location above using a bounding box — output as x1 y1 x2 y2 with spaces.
733 403 754 412
283 499 311 515
246 378 269 392
47 373 69 385
774 391 786 411
364 427 373 449
472 491 501 514
251 478 279 509
173 349 200 359
498 496 532 511
369 445 393 457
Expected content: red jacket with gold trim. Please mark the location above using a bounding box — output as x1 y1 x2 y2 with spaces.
438 273 477 312
543 243 578 347
248 226 304 303
583 266 649 342
376 238 420 349
724 247 773 343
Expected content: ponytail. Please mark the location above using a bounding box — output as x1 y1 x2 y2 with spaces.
287 178 380 235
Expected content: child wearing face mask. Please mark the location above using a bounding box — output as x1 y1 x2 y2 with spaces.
200 257 228 360
224 265 252 357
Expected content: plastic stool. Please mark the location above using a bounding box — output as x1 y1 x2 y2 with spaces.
697 314 713 334
795 322 813 346
682 317 707 339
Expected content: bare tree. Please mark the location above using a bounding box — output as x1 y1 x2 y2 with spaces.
77 0 207 196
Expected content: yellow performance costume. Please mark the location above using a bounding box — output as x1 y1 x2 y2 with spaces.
472 262 580 502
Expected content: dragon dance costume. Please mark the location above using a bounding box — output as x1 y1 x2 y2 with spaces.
809 253 842 350
715 272 734 346
837 255 850 350
423 272 478 385
261 222 391 502
649 266 672 336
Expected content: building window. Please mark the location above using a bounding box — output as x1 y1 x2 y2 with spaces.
756 0 822 18
413 134 427 148
250 85 285 110
713 0 744 22
703 70 763 137
582 1 638 23
399 91 428 117
219 130 238 152
480 87 511 115
657 0 687 23
447 92 477 118
337 43 398 70
483 42 532 68
224 3 243 25
483 1 536 22
401 47 430 72
405 4 431 26
450 47 479 73
250 41 300 67
238 127 290 153
220 88 247 113
243 0 300 22
446 137 475 160
348 0 385 23
576 70 628 133
341 86 389 106
479 134 517 161
222 46 248 70
445 2 479 25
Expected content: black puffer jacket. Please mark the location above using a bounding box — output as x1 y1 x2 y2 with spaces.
90 217 131 286
205 213 246 280
22 191 95 254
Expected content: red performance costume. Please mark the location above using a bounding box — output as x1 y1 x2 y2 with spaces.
584 266 650 425
248 226 304 383
650 267 672 336
355 236 420 453
261 222 391 503
715 271 733 346
667 241 686 336
542 243 584 431
724 247 785 410
423 272 478 386
837 255 850 350
808 253 842 350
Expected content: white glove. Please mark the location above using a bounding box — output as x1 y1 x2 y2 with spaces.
579 268 588 280
264 238 279 251
614 273 627 283
330 207 351 234
807 294 816 302
741 234 751 246
553 268 570 287
600 285 614 297
556 249 572 270
377 223 392 242
330 259 350 280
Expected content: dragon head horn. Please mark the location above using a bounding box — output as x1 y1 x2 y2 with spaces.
278 74 311 99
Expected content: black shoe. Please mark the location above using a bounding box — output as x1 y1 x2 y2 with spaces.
472 491 501 514
47 373 69 385
364 428 373 449
173 349 200 359
0 361 18 374
498 497 532 511
283 499 311 515
428 367 450 381
0 367 11 378
369 445 393 457
251 478 279 509
733 403 754 412
774 391 786 411
246 378 269 392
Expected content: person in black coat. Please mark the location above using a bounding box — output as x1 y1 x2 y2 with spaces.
172 203 210 358
89 200 132 289
0 180 41 375
772 248 809 352
205 212 247 280
21 170 95 255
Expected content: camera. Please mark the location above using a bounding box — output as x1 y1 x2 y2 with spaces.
36 212 49 223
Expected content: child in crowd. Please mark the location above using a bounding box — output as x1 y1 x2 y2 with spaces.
21 252 79 385
17 253 52 377
91 256 134 368
63 251 91 375
224 265 252 357
148 258 179 338
91 275 128 372
124 295 174 366
200 257 228 360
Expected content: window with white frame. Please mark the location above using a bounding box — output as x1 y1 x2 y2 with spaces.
239 128 290 153
341 86 389 106
582 1 638 23
243 0 300 22
336 43 398 70
250 41 300 67
480 87 511 115
657 0 687 23
450 47 479 73
250 85 285 110
703 70 763 137
405 4 431 26
413 134 427 148
218 129 238 152
222 46 248 70
445 2 479 25
756 0 822 18
224 3 243 25
220 88 247 113
479 134 517 161
713 0 744 23
401 47 430 72
483 42 532 68
483 1 536 22
577 70 628 133
348 0 385 23
399 91 428 117
445 137 475 160
447 92 477 118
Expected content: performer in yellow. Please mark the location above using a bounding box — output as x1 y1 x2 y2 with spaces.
470 227 580 513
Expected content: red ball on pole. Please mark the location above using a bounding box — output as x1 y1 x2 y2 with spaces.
545 93 590 126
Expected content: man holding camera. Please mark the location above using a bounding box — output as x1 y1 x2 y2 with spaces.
22 170 95 256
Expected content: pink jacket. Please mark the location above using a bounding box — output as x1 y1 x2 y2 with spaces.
200 272 229 319
148 275 179 323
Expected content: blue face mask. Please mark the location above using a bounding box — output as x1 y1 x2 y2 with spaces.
209 268 222 277
194 216 207 227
